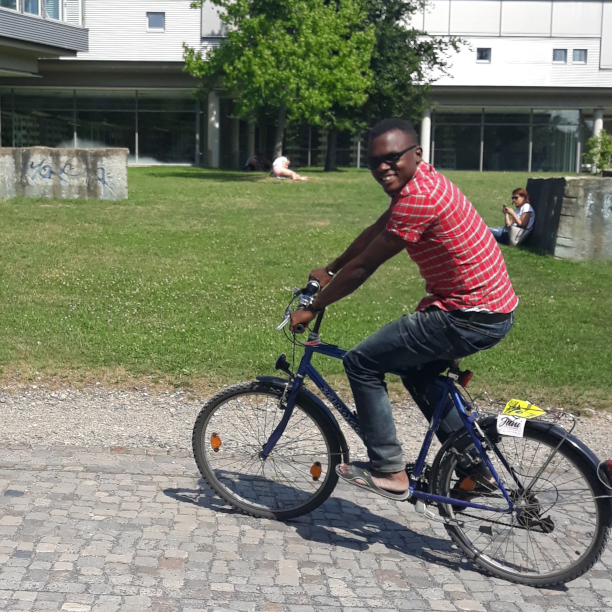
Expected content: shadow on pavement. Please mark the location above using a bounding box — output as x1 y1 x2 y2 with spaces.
163 482 470 574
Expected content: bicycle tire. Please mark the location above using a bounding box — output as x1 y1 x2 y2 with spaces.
192 381 342 520
430 420 611 586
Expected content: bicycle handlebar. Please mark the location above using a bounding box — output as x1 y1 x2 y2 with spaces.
294 280 321 334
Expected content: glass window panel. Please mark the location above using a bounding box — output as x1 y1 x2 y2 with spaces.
77 110 135 156
483 125 529 171
484 111 530 125
76 90 135 111
12 110 73 148
137 90 196 112
477 48 491 62
573 49 587 64
46 0 59 19
532 124 578 173
1 91 13 147
433 125 481 170
0 0 17 9
434 113 482 125
553 49 567 63
13 89 74 111
147 12 165 30
24 0 39 14
138 111 195 163
533 110 579 126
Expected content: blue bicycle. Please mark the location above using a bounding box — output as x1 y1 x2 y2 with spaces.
193 282 612 586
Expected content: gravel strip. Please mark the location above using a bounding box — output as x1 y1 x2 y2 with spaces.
1 385 612 459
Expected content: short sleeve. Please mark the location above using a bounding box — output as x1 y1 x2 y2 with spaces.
386 193 436 244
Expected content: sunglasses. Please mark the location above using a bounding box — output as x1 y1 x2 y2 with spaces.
511 196 521 200
367 145 417 170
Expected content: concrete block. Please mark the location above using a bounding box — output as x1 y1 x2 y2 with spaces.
526 176 612 261
0 147 128 201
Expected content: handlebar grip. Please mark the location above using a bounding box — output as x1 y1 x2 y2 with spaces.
293 323 306 334
302 280 320 297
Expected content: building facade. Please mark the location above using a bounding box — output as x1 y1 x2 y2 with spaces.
416 0 612 172
1 0 611 171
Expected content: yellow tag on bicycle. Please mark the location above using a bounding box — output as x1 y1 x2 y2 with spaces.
502 399 545 419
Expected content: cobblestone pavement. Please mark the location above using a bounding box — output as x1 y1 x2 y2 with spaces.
0 444 611 612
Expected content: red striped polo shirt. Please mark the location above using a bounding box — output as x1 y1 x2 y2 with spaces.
386 162 518 313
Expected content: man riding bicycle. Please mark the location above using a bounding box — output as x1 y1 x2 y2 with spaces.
290 118 517 501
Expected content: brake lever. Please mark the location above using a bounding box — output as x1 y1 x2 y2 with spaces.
276 309 293 331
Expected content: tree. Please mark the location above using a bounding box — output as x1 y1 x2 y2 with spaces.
584 129 612 175
322 0 460 170
359 0 459 125
184 0 375 159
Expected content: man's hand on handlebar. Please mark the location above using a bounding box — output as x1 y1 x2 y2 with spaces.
289 308 317 333
309 267 334 289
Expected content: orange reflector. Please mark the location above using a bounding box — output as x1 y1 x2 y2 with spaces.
310 462 322 481
211 433 222 452
459 476 476 491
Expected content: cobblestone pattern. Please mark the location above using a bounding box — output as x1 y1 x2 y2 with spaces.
0 445 611 611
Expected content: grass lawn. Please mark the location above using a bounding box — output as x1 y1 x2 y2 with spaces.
1 167 610 409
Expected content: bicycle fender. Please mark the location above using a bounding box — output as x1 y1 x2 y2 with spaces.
256 376 350 463
430 415 606 493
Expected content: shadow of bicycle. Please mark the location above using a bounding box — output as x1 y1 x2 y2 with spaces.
163 479 469 574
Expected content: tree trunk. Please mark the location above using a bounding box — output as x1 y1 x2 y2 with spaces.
324 130 338 172
273 103 287 159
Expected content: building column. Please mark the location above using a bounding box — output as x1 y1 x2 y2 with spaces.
207 92 220 169
593 109 604 138
246 121 255 158
230 115 240 169
420 108 431 163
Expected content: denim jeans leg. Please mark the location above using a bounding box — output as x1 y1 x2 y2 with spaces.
489 226 509 245
343 309 514 472
343 311 456 473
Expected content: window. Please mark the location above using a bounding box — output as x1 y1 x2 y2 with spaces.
573 49 587 64
553 49 567 63
147 12 165 31
476 48 491 63
24 0 39 15
0 0 18 10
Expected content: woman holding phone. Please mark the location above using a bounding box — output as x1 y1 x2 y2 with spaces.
489 188 535 246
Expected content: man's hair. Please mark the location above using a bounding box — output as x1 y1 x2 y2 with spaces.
368 118 419 144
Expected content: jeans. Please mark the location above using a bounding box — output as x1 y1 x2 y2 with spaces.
490 226 531 247
343 308 514 473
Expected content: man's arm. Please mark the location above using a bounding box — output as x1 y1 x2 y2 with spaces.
312 230 406 310
290 230 405 331
309 209 393 287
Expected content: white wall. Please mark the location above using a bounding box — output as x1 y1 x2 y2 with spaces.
420 0 612 88
79 0 211 61
434 37 612 88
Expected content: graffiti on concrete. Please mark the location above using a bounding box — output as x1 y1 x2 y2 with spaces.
28 159 113 191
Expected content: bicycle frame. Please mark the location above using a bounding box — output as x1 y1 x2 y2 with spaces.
262 340 516 515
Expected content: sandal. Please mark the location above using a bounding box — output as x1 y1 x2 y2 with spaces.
336 462 411 501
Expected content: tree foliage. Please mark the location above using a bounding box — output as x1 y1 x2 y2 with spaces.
357 0 459 126
184 0 375 137
584 129 612 174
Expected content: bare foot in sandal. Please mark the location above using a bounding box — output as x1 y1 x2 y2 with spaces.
337 462 409 499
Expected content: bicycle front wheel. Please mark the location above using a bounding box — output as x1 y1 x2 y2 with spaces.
192 381 342 520
432 421 611 586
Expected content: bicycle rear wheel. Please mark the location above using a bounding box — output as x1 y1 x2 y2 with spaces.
192 381 342 520
432 420 612 586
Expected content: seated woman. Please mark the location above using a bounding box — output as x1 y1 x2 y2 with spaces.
271 156 308 181
490 188 535 246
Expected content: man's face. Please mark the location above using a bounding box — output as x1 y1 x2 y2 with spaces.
368 130 422 196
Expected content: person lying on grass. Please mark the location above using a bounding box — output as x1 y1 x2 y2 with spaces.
290 118 517 501
489 188 535 247
271 156 308 181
